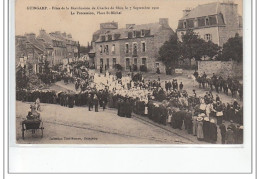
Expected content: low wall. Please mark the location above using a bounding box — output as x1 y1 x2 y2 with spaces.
198 61 243 79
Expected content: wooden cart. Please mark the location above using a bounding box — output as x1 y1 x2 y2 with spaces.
21 118 44 139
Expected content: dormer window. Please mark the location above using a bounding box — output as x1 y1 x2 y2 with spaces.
141 30 145 37
194 19 198 27
101 35 105 42
205 17 209 26
128 32 133 39
183 21 187 28
108 34 112 41
114 33 120 40
133 31 136 38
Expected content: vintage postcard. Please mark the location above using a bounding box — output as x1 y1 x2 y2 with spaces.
15 0 244 145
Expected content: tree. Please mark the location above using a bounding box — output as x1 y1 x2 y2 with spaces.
16 67 29 89
180 30 220 61
158 33 181 70
220 33 243 62
43 59 50 74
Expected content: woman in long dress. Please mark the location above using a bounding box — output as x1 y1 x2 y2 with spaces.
197 117 204 141
192 116 198 136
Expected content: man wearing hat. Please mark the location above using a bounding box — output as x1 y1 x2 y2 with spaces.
93 94 99 112
87 93 93 111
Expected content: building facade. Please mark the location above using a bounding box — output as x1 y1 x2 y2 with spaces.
15 33 53 74
93 18 174 73
37 29 79 65
176 1 243 46
16 30 79 74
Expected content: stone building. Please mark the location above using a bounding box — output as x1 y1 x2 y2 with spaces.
37 29 79 65
176 1 243 46
16 29 79 74
15 33 53 74
92 18 174 73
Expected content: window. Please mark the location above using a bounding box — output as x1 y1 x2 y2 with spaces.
194 19 198 27
106 45 109 54
114 33 120 40
108 35 112 41
205 17 209 26
183 21 187 28
128 32 133 38
111 44 115 54
104 45 109 54
141 42 146 52
100 58 103 68
106 58 109 69
134 58 137 65
142 58 146 66
155 62 159 68
133 43 138 56
133 31 136 38
204 34 212 41
99 45 102 54
125 43 129 53
113 58 116 69
141 30 145 37
126 58 130 69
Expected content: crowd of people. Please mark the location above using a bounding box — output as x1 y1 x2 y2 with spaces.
16 62 243 144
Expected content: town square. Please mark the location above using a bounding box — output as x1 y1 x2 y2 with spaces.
15 0 243 144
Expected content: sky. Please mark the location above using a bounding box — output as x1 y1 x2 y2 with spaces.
15 0 243 46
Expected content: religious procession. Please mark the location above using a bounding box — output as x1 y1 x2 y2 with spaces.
16 60 243 144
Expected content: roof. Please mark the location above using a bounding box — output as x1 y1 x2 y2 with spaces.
26 37 46 52
95 22 169 42
181 2 220 20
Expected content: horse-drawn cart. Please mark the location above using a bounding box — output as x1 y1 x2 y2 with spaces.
21 118 44 139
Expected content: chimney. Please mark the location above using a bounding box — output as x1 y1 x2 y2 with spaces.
39 29 46 35
62 32 67 37
126 24 135 29
100 22 118 30
159 18 169 27
183 8 191 17
67 34 72 38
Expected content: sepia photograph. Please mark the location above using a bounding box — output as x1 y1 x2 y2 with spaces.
15 0 243 145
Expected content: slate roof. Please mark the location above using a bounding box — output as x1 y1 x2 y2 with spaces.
181 2 220 20
94 22 170 42
26 37 46 53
